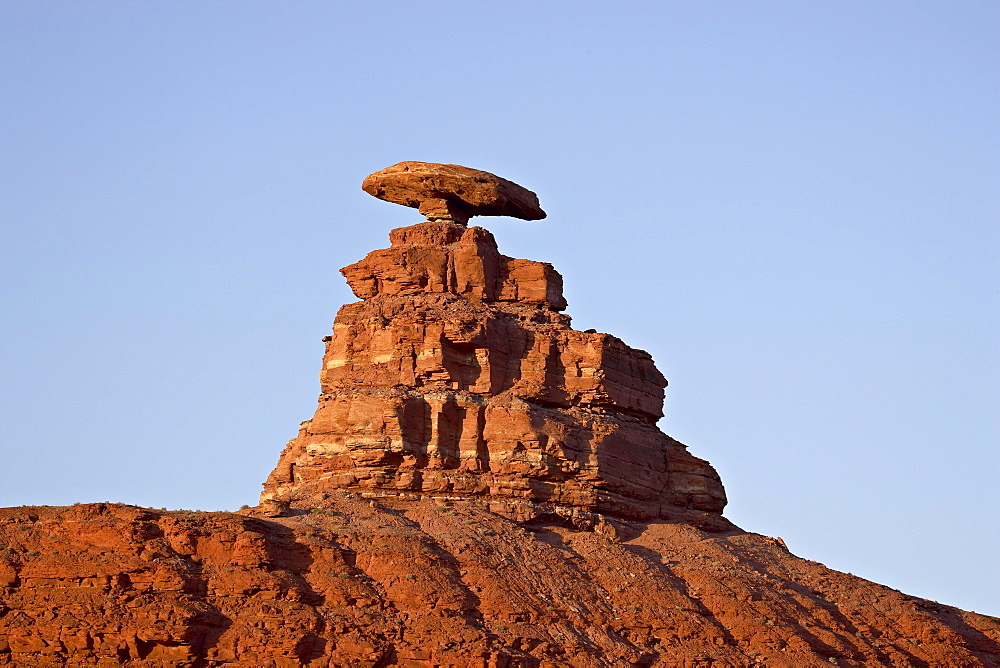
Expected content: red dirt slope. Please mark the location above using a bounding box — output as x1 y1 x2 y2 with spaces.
1 500 997 667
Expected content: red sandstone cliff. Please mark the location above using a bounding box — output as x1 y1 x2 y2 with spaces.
260 220 727 529
1 164 997 666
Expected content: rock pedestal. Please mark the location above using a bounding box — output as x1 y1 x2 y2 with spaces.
261 221 727 523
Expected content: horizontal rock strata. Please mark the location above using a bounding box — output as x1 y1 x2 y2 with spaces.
261 222 726 522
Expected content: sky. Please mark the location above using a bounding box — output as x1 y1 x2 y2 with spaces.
1 1 997 617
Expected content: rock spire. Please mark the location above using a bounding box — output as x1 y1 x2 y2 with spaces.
262 166 726 527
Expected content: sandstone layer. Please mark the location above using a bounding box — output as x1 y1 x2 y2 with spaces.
1 501 998 667
261 221 727 526
361 162 546 225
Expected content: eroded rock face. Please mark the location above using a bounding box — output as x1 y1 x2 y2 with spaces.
361 162 546 224
261 221 727 523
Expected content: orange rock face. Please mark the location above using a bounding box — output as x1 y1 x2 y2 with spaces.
361 162 546 224
261 221 727 525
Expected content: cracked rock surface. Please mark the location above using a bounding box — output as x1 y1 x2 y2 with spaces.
1 501 998 666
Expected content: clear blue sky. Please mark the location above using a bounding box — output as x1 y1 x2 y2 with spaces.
2 2 997 616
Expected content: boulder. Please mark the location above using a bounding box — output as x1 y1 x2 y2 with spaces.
361 161 546 224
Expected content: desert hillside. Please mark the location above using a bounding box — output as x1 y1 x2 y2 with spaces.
2 500 998 666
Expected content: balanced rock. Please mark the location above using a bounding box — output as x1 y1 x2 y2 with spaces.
361 161 546 225
261 220 727 525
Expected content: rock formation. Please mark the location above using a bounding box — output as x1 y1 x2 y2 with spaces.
1 163 998 667
263 165 726 528
361 162 546 225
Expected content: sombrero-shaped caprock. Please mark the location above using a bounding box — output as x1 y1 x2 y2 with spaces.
362 161 546 225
